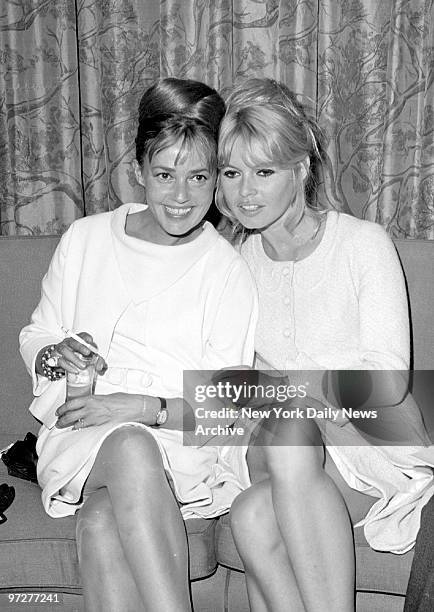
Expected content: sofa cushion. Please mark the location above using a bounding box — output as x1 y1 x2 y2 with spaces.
215 513 414 597
0 435 217 587
186 516 218 580
0 458 80 592
354 524 413 596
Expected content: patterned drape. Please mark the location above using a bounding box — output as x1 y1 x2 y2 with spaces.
1 0 433 237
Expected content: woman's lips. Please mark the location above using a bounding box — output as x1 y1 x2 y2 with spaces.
237 203 264 216
163 205 193 217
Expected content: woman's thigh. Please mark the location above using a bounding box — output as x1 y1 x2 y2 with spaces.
82 424 166 495
246 436 375 525
246 416 323 482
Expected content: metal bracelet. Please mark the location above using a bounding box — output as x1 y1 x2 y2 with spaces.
40 345 65 381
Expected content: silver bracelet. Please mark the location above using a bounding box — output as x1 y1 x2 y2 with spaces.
40 345 65 381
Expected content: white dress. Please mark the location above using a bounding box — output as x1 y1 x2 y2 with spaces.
231 211 434 553
21 204 257 518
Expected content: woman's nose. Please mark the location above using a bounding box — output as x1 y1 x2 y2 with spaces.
239 175 256 197
173 180 189 203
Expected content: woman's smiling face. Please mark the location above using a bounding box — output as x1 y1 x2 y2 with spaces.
219 137 301 232
135 140 216 245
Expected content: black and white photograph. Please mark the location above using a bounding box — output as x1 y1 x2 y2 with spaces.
1 1 434 611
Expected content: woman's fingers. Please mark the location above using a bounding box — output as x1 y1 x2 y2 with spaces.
95 355 108 374
55 397 84 422
55 343 82 373
55 395 111 429
55 331 105 373
76 331 94 346
65 332 95 358
64 332 108 373
56 404 95 429
55 408 85 428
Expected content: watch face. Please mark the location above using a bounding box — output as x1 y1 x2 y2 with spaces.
156 409 168 426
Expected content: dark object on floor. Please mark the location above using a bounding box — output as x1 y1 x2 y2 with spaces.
404 494 434 611
0 483 15 524
2 432 38 483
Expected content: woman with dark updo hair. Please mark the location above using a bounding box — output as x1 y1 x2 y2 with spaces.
19 78 257 611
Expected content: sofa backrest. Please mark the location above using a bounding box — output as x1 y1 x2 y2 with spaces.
0 235 433 437
394 239 434 439
1 236 59 435
393 239 434 370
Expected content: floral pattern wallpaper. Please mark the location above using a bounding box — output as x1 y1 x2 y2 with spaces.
0 0 433 237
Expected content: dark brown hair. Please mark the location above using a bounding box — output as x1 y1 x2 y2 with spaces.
135 78 225 171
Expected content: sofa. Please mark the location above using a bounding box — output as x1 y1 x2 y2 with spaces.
0 234 433 612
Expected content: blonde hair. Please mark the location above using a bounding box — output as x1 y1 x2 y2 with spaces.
217 78 328 229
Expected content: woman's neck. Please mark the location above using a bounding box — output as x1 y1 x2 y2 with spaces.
261 208 326 262
125 209 203 245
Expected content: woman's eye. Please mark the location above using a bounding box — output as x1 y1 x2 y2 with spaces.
222 169 239 179
191 174 208 183
156 172 172 181
257 169 274 177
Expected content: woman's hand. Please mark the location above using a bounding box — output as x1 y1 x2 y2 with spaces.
55 392 158 430
52 332 107 375
211 367 285 408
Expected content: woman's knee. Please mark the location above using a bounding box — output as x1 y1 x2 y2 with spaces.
97 426 163 475
230 482 279 551
263 432 325 487
259 411 322 446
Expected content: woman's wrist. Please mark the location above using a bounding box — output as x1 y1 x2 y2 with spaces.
35 345 51 375
35 344 65 380
141 395 161 425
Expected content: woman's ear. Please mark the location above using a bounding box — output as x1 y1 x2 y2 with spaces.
298 157 310 181
133 159 146 188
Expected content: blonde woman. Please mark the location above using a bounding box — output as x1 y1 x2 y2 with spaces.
217 77 432 612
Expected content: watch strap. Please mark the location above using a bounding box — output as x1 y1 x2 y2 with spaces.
155 397 168 426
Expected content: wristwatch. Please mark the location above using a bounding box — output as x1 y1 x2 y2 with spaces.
155 397 168 427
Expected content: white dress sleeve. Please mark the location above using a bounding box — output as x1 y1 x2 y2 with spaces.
351 223 410 370
19 225 73 395
332 224 427 442
202 258 258 370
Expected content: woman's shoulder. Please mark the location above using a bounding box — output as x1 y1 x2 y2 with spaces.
64 205 140 247
331 212 402 279
213 231 256 278
67 207 116 235
334 212 394 252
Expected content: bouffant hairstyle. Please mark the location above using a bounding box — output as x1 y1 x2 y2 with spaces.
135 78 225 173
217 78 327 222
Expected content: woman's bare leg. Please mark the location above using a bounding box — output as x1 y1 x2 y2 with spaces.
76 488 143 612
231 416 375 612
264 440 355 611
80 426 191 612
230 479 305 612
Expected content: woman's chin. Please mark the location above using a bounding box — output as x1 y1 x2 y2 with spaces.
237 218 266 232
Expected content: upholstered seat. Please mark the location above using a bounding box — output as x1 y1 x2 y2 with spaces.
1 234 433 611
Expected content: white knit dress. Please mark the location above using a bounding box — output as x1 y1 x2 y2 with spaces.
235 211 434 553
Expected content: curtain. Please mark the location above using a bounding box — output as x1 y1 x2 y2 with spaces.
1 0 433 237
